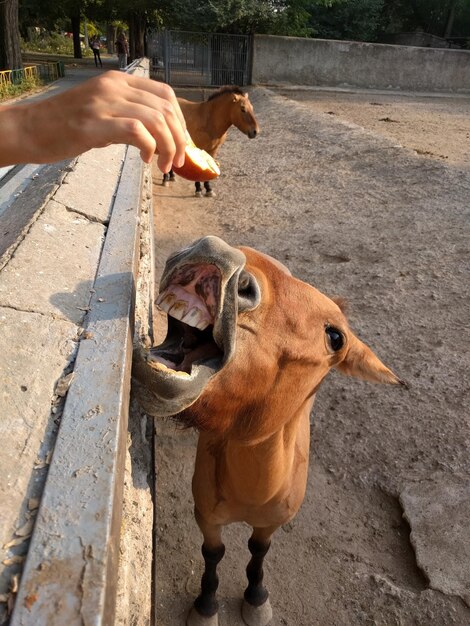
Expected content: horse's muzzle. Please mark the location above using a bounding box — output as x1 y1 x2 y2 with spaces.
248 129 258 139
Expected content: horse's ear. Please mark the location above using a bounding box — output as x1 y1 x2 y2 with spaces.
244 92 249 99
335 334 406 386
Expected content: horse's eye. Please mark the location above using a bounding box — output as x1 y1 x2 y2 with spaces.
326 326 344 352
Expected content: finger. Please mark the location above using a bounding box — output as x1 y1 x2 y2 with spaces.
124 74 187 132
122 89 186 167
107 101 178 169
88 117 157 163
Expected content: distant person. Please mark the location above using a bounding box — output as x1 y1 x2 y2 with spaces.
115 33 129 70
90 36 103 68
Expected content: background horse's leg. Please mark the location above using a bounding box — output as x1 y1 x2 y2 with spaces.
195 182 203 198
187 511 225 626
204 181 215 198
242 527 276 626
169 169 176 182
162 172 170 187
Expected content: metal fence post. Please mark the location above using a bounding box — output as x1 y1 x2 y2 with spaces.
164 30 170 84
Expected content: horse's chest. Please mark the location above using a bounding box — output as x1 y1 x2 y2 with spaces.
203 492 297 528
193 131 226 157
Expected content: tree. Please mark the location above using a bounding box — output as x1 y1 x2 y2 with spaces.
380 0 470 38
308 0 386 42
70 2 82 58
88 0 155 60
158 0 313 36
0 0 22 70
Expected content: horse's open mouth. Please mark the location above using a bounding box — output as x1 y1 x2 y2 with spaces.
150 320 222 376
149 263 224 377
132 236 250 418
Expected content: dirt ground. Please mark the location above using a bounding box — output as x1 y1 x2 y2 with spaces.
150 87 470 626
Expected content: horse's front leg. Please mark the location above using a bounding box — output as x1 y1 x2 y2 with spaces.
162 170 175 187
242 526 276 626
187 510 225 626
204 181 215 198
195 182 203 198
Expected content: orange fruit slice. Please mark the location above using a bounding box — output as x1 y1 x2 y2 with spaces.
172 133 220 182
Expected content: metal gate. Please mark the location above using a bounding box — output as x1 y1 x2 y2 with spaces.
147 30 251 87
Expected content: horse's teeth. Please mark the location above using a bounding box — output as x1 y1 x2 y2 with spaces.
181 307 203 328
156 291 176 312
157 291 211 329
168 300 188 321
150 361 190 378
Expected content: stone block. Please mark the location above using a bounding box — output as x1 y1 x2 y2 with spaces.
0 199 105 325
0 308 77 604
54 145 126 224
400 473 470 606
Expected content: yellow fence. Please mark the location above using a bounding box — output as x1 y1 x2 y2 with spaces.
0 62 64 87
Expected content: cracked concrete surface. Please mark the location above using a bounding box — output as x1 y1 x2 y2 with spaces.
0 142 126 623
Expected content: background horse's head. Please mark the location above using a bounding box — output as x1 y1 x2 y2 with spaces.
209 86 259 139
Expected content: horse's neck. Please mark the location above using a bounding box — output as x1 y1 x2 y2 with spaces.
203 97 233 139
203 403 311 506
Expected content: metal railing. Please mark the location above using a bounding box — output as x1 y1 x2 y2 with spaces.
148 29 251 87
0 61 65 88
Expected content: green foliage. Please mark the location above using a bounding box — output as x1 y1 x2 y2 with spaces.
14 0 470 46
0 75 41 101
21 32 93 56
158 0 313 36
308 0 385 41
380 0 465 36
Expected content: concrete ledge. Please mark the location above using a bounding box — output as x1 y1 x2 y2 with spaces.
0 58 152 626
11 146 143 626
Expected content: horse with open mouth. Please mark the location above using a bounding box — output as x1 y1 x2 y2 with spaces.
133 236 405 626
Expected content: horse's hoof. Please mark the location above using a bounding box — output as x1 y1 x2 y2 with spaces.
162 180 170 187
169 174 176 182
205 190 215 198
241 598 273 626
195 191 203 198
187 606 218 626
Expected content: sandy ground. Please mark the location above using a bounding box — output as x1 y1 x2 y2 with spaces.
150 87 470 626
276 88 470 170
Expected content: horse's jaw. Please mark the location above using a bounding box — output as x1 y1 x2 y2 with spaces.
133 236 260 419
132 343 220 419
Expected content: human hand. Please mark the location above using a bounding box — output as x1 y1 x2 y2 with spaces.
0 71 187 172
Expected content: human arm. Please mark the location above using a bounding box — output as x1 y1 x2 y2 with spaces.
0 71 187 172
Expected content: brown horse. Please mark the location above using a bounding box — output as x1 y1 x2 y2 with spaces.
163 86 260 197
134 236 405 626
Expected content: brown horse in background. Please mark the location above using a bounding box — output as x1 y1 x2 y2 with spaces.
163 86 260 197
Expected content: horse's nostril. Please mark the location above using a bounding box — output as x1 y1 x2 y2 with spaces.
250 129 258 138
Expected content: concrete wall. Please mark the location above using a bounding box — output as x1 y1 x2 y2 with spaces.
252 34 470 93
